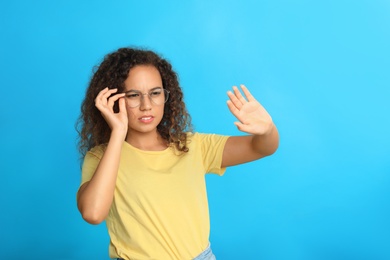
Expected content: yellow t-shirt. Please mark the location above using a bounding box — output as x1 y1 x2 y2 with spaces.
80 133 229 260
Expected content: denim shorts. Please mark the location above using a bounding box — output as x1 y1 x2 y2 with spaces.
116 243 216 260
193 244 216 260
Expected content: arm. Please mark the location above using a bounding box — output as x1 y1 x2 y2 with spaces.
77 88 127 224
221 85 279 168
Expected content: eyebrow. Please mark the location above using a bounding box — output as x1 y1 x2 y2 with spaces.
125 86 163 93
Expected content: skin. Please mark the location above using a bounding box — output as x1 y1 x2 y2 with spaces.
77 65 279 224
222 85 279 167
123 65 167 151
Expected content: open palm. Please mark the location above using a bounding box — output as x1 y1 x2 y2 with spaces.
227 85 274 135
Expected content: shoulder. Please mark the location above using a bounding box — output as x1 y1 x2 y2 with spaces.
187 132 230 147
185 132 208 144
191 132 229 140
86 143 108 160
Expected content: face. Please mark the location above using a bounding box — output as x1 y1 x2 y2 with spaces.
123 65 165 138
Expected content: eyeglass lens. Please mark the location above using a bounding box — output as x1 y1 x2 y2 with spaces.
124 88 169 107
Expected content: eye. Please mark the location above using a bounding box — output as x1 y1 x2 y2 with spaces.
125 92 140 99
150 89 162 97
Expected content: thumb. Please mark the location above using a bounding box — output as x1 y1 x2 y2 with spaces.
234 122 253 133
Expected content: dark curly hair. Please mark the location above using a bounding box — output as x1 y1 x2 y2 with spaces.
76 47 192 157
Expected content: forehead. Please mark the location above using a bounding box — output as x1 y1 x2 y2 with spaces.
124 65 162 91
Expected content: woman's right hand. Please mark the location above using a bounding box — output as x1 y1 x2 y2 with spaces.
95 87 128 137
78 87 127 224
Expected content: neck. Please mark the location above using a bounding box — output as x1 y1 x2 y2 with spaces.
126 130 168 151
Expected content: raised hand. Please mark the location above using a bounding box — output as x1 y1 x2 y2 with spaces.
95 88 128 136
227 85 274 136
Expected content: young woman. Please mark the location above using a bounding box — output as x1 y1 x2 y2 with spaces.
76 47 279 260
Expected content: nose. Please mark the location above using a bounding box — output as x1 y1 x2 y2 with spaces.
139 93 152 110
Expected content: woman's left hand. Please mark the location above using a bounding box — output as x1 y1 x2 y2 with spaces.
227 85 274 136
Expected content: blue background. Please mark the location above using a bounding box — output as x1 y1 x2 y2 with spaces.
1 0 389 259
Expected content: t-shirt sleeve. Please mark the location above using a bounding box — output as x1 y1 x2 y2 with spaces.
196 133 230 176
80 145 106 187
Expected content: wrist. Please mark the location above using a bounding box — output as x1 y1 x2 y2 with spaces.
110 128 127 142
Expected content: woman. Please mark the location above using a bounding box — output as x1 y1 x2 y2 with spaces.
76 47 279 259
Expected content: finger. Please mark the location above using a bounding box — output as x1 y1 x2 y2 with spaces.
234 122 245 131
227 89 243 110
233 85 247 104
96 88 119 108
118 96 127 113
101 88 118 101
107 93 126 110
95 87 108 103
227 100 245 123
226 100 240 116
95 87 116 102
234 121 243 129
234 121 252 133
240 85 256 102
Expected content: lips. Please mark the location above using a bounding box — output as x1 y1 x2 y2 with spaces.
139 115 154 123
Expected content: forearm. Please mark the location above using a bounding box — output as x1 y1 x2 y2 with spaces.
222 123 279 167
77 130 125 224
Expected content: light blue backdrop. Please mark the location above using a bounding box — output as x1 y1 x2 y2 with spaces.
1 0 389 259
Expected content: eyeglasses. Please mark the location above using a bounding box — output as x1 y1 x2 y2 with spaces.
123 87 170 108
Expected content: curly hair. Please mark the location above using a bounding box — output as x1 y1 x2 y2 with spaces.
76 47 192 157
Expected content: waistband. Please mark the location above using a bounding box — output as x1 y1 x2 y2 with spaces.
116 244 216 260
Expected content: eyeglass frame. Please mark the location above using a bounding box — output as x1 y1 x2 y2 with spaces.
123 87 170 108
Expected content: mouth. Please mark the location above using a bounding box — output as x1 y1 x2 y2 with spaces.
138 116 154 123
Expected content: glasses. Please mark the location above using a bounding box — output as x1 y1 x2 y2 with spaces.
123 87 170 108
